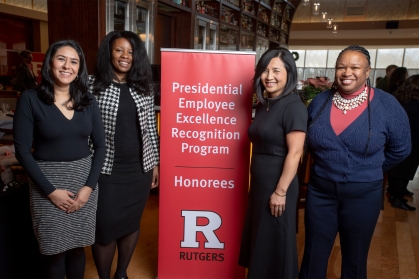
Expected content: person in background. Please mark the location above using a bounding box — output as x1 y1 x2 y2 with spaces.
299 45 411 279
375 64 397 93
375 76 383 87
239 47 307 278
388 67 408 95
387 74 419 211
89 30 160 279
13 40 106 279
14 50 38 92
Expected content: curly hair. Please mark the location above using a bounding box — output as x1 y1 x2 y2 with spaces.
37 40 91 110
92 30 153 96
253 47 299 106
394 74 419 103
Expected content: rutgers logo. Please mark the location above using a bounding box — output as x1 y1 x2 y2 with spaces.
180 210 225 249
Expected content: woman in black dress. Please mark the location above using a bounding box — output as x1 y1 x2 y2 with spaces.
239 47 307 278
14 40 106 278
388 74 419 210
89 31 160 279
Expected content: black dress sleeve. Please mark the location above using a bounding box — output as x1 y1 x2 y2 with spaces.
84 97 106 189
14 90 56 195
283 98 308 134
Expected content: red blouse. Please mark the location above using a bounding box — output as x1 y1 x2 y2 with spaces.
331 86 375 135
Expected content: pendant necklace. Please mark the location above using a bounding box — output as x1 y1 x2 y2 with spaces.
113 77 127 84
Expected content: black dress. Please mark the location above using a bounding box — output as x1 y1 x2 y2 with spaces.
239 93 307 278
95 83 153 244
388 100 419 180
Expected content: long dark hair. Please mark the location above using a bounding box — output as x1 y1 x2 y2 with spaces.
394 74 419 103
388 67 408 95
37 40 90 110
253 47 298 105
92 30 153 96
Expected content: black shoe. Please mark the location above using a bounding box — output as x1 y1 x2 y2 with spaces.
389 195 408 203
391 197 416 211
403 189 414 196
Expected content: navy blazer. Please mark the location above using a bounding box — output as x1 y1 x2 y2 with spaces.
307 88 411 182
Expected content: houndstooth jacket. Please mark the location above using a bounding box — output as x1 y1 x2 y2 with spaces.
88 76 160 175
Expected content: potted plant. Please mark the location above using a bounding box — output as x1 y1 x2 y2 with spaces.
300 77 333 105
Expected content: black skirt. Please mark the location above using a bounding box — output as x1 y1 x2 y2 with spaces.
95 161 152 244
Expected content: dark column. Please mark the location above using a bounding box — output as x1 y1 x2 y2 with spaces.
47 0 106 73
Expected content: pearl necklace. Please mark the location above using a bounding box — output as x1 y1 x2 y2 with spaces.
332 87 367 114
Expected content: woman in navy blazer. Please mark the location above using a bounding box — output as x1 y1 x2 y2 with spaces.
299 45 411 279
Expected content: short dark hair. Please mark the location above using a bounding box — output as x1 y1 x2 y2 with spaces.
394 74 419 103
386 64 398 73
37 40 91 110
388 67 408 94
19 50 32 59
92 30 153 96
253 47 299 105
336 45 371 67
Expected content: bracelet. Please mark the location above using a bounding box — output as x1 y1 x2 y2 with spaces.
274 191 286 197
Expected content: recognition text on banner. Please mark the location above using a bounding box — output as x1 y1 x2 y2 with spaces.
158 50 255 279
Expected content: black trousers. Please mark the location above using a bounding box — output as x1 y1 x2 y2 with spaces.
388 175 409 199
299 175 382 279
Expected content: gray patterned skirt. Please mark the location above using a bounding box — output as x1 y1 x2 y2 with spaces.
29 155 98 255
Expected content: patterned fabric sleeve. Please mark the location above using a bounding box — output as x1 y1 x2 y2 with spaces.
146 90 160 165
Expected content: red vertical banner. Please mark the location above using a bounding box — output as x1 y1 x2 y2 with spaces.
32 52 45 84
158 50 255 279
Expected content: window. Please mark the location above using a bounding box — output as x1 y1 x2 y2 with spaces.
290 47 419 84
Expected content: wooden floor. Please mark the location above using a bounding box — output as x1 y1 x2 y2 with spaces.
85 175 419 279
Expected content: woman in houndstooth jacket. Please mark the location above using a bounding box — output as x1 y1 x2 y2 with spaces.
89 30 160 279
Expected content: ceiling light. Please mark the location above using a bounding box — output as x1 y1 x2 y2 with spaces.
313 3 320 15
302 0 310 6
333 24 338 33
327 18 333 28
322 12 327 22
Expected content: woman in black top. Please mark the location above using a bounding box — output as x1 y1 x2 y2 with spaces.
90 31 160 279
388 74 419 210
14 40 106 278
238 47 307 278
